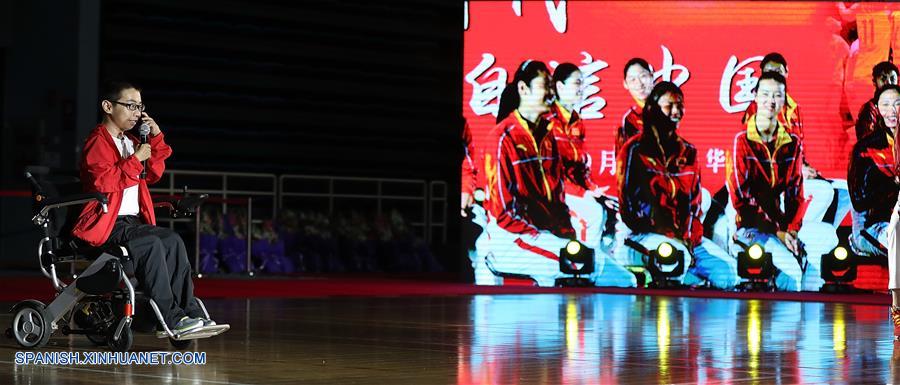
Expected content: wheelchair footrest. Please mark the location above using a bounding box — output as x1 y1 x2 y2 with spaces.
160 324 230 341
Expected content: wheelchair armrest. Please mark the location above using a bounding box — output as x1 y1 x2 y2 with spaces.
41 192 108 207
154 194 208 218
154 201 175 210
34 193 108 223
177 194 208 212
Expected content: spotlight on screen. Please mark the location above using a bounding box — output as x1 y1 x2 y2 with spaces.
821 245 857 292
737 242 775 291
622 239 684 288
645 241 685 288
556 240 594 287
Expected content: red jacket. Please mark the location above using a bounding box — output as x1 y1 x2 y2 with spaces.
461 121 477 195
484 110 574 238
727 115 806 233
71 124 173 246
548 101 599 196
616 105 643 157
616 130 703 247
855 98 878 141
848 128 898 227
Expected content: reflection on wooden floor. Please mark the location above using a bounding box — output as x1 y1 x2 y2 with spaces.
2 294 900 384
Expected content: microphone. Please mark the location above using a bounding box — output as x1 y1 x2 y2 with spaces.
139 122 150 179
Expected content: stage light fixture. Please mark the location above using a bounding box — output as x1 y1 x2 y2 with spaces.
821 245 856 285
737 242 775 288
644 241 685 288
557 240 594 287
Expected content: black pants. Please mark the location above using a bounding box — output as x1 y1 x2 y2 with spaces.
107 216 202 328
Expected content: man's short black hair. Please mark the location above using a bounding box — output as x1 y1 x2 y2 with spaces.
872 61 899 79
99 80 140 104
753 71 788 94
760 52 787 70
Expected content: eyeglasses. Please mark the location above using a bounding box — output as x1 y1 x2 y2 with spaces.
110 100 146 112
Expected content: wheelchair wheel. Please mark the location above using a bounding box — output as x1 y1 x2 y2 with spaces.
170 337 193 350
11 302 52 348
106 323 133 352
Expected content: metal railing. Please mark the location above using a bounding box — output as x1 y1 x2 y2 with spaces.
144 170 448 275
278 175 447 243
150 170 277 219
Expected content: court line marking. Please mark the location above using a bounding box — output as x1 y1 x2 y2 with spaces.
0 360 256 385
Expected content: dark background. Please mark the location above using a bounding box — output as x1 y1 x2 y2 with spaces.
0 0 464 273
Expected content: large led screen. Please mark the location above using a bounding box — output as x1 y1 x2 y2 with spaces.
462 1 900 290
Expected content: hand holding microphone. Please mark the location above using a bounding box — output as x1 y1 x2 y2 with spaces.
138 121 151 178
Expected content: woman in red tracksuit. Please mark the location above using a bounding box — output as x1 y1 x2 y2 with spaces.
477 60 633 287
616 58 654 157
740 53 849 228
728 71 836 292
616 82 738 289
851 85 900 336
548 63 633 287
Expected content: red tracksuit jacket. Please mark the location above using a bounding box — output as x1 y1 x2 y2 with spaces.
461 122 477 195
548 101 600 196
727 115 806 234
484 110 574 238
855 98 879 141
616 130 704 247
616 105 643 157
848 128 898 227
71 124 173 246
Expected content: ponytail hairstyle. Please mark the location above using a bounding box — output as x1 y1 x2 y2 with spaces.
496 60 551 124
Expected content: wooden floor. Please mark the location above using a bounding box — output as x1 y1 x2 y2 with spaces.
1 293 899 384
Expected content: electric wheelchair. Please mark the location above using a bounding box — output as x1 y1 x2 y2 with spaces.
6 167 229 351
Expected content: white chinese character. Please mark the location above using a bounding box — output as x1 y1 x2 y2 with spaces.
465 53 508 117
719 55 763 113
509 1 567 33
598 150 616 176
544 0 567 33
576 51 608 120
464 0 469 30
653 45 690 86
706 148 726 174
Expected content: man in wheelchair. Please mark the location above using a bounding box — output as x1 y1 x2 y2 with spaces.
70 81 213 336
10 81 227 351
72 82 215 334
